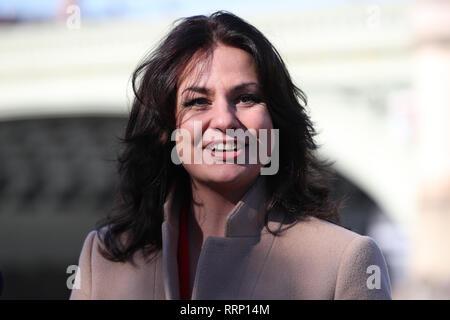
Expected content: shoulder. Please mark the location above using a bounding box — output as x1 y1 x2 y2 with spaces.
331 229 392 299
274 215 361 253
70 227 162 300
270 215 363 268
75 227 108 263
69 230 98 299
272 216 392 299
77 226 157 266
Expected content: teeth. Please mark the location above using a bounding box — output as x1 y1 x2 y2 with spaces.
207 141 241 151
216 142 234 151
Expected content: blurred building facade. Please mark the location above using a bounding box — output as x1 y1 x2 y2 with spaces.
409 0 450 298
0 0 449 299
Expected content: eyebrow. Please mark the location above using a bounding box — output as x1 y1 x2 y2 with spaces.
181 82 260 96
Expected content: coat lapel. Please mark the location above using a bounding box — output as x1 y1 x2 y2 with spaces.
161 175 284 300
161 220 180 299
161 182 184 300
190 234 277 299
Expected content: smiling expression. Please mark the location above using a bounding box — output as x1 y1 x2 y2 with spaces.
175 44 274 188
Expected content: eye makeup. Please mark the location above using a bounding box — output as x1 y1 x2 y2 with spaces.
179 82 265 108
182 97 211 107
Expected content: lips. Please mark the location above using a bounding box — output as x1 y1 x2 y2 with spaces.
208 148 242 161
203 139 248 161
204 139 246 151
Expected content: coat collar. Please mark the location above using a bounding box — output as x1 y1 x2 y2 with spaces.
163 175 271 237
161 175 276 299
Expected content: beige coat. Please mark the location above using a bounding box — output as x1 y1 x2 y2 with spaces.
70 176 392 300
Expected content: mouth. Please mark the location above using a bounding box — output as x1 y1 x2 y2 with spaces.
204 140 247 161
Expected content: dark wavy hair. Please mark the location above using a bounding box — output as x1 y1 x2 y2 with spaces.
96 11 344 263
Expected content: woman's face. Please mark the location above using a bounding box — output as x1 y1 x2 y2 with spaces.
175 44 274 190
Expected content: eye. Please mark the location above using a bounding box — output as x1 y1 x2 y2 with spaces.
182 97 210 108
237 94 262 105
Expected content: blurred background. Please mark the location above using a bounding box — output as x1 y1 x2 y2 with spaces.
0 0 449 299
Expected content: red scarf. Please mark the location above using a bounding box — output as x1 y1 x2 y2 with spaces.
177 202 190 300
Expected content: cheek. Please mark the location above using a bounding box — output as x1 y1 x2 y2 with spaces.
176 117 205 144
240 107 273 130
241 108 274 159
174 121 192 162
175 118 205 164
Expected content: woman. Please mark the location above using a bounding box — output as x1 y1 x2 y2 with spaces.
70 11 391 300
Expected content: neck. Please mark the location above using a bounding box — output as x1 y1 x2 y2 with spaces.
188 177 257 242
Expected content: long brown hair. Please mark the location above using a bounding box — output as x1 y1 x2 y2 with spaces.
96 11 343 263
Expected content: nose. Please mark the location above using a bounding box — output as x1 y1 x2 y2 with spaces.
208 96 240 132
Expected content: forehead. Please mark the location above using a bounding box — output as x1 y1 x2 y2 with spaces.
178 44 258 92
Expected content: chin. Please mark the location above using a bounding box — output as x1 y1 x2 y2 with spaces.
203 164 259 186
183 162 262 187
